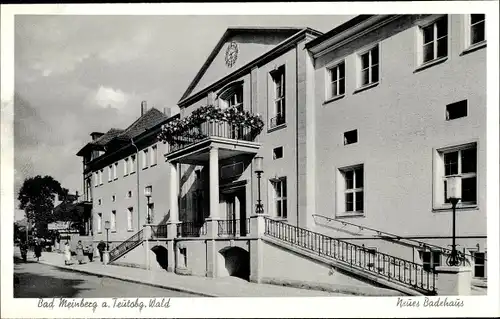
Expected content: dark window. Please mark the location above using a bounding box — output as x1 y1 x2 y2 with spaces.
470 14 485 45
344 130 358 145
473 252 486 278
422 16 448 63
446 100 468 120
273 147 283 160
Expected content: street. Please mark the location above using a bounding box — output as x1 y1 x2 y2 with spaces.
14 257 195 298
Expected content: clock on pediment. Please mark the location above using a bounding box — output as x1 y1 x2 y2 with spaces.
225 41 239 68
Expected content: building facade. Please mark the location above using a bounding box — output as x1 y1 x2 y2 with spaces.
76 14 487 292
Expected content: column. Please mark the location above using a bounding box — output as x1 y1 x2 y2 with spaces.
209 147 219 219
434 266 472 295
169 162 179 223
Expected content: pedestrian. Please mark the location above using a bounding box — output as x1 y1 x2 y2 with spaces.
97 240 106 263
20 240 28 262
64 241 71 265
34 238 42 262
87 243 94 262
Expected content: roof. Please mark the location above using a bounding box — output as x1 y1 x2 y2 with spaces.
118 108 168 140
93 128 124 146
178 27 308 104
305 15 373 49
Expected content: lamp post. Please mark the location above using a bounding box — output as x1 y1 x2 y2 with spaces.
446 175 462 266
104 220 110 251
254 156 264 214
144 186 152 224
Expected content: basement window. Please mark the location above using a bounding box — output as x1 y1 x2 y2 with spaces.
344 130 358 145
446 100 468 120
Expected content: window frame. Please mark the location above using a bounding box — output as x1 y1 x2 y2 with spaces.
433 142 479 211
124 158 129 176
142 148 149 169
344 129 359 145
111 210 117 232
420 250 442 271
416 15 449 70
151 145 158 166
471 250 487 279
326 60 346 100
336 164 365 217
113 162 118 180
130 155 136 174
97 213 102 233
463 14 486 52
127 207 134 231
270 176 287 219
269 65 286 130
356 44 380 90
108 165 113 182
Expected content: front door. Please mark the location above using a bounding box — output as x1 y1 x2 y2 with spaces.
224 188 247 236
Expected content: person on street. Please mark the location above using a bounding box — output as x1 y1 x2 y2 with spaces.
20 241 28 262
64 241 71 265
86 243 94 262
97 240 106 263
76 240 85 265
34 238 42 261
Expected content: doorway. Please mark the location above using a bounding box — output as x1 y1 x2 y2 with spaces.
222 188 247 236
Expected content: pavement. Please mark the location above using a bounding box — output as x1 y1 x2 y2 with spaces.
14 247 344 297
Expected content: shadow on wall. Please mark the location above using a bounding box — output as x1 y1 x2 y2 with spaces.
218 247 250 280
151 246 168 270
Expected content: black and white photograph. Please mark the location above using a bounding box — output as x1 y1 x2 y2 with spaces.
1 2 499 318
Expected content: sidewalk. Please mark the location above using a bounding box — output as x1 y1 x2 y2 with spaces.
16 248 346 297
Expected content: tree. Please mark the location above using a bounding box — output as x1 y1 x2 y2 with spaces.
18 175 63 238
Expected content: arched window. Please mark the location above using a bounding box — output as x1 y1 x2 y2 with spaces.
218 82 243 110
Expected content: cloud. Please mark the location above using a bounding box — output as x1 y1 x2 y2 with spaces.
94 86 129 109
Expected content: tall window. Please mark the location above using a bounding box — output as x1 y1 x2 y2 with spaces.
99 169 103 185
124 158 129 176
340 166 364 213
473 251 486 278
220 85 243 110
271 177 287 218
421 16 448 64
470 14 485 46
328 61 345 98
111 210 116 231
108 165 112 182
94 172 99 187
142 148 149 169
421 251 441 271
113 162 118 180
97 213 102 233
442 145 477 204
151 145 157 166
130 155 136 173
127 207 133 231
358 45 379 87
270 66 286 128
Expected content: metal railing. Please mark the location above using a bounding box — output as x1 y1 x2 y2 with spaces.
108 229 144 263
269 113 285 129
312 214 477 266
264 217 437 295
150 225 168 239
168 120 258 153
217 219 250 237
177 221 207 238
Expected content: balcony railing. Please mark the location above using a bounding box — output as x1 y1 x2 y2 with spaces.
217 219 250 237
150 225 168 239
177 221 207 238
168 120 258 154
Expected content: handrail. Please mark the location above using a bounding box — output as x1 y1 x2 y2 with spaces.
264 217 437 294
177 221 207 238
217 219 250 236
312 214 479 262
150 225 168 239
108 229 144 262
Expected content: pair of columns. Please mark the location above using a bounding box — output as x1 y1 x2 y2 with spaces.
168 147 220 223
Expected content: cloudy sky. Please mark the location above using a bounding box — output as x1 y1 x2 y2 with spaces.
13 14 353 219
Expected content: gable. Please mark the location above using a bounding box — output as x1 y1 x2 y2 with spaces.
181 28 302 104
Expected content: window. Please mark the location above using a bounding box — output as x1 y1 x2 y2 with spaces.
113 162 118 180
446 100 468 120
442 145 477 204
111 210 116 231
99 169 103 185
108 165 112 182
270 66 286 128
151 145 157 166
98 199 102 205
143 148 149 169
111 195 116 202
94 172 99 187
344 130 358 145
328 61 345 98
97 213 102 233
273 146 283 160
127 207 133 231
421 16 448 64
338 165 364 214
220 85 243 110
124 158 129 176
421 250 441 271
127 190 132 198
130 155 136 173
470 14 485 46
473 251 486 278
358 46 379 87
221 162 244 180
270 177 287 218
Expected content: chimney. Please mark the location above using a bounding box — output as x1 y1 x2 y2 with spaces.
163 107 172 118
141 101 147 116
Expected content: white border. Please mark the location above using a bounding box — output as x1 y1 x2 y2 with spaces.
1 2 499 318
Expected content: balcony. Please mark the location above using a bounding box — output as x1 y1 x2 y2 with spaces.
160 106 264 164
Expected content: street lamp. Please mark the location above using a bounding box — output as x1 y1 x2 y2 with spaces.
104 220 110 251
446 175 461 266
254 156 264 214
144 185 152 224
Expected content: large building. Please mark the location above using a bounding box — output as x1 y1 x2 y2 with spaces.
76 14 487 295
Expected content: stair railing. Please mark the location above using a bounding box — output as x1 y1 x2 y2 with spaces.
108 229 144 262
312 214 477 265
264 217 437 295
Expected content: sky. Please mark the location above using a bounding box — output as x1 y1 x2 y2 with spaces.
13 14 354 220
